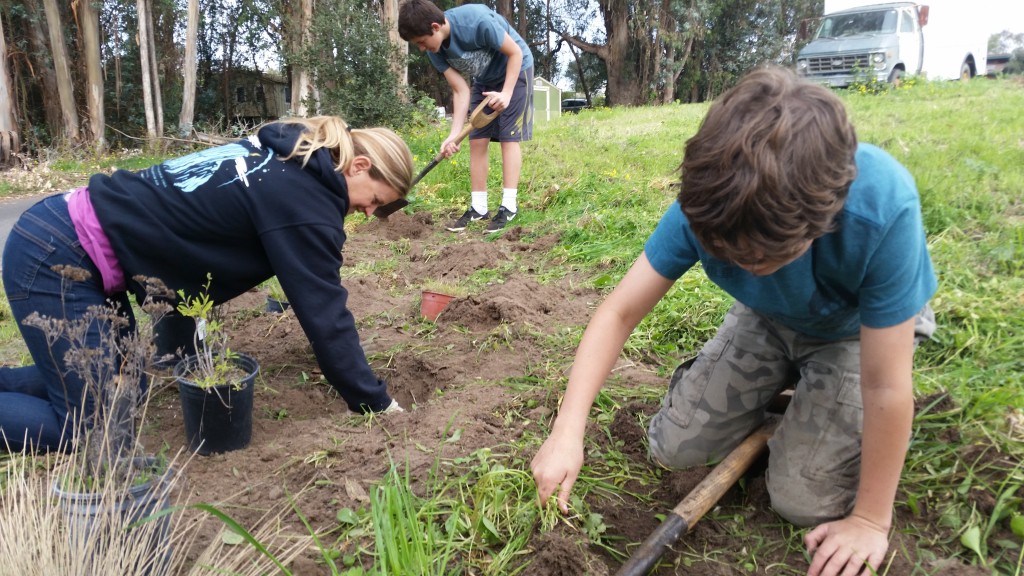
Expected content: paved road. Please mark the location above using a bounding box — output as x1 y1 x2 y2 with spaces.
0 193 50 255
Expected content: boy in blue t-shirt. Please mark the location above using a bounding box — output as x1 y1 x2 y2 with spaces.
398 0 534 234
532 66 937 576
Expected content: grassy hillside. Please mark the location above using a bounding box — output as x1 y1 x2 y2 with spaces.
401 77 1024 573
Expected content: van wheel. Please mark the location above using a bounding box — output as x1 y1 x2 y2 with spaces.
887 68 905 85
959 61 972 80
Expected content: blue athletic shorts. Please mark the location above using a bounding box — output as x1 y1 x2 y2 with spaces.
469 67 534 143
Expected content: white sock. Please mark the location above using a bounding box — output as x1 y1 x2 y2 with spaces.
501 188 518 213
471 191 488 216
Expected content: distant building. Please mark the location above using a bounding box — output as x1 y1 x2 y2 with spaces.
987 53 1011 76
229 70 290 123
533 77 562 123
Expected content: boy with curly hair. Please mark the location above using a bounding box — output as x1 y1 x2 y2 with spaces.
532 66 937 576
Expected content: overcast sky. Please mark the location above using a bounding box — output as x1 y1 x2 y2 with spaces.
993 0 1024 36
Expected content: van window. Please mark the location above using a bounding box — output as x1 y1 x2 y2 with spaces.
900 9 916 32
819 9 898 38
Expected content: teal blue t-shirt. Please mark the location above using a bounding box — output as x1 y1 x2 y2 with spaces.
644 144 937 339
427 4 534 86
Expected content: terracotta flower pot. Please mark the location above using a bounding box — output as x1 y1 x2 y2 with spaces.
420 291 454 321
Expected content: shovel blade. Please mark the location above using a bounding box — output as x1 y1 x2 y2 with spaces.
373 198 409 219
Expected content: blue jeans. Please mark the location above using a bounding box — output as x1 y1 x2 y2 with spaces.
0 194 134 451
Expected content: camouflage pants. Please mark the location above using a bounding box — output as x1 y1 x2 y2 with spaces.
648 302 936 526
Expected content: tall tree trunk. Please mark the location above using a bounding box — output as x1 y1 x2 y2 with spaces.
137 0 157 144
144 0 163 138
42 0 80 143
544 0 552 80
517 0 527 43
0 9 19 164
22 0 62 137
380 0 407 89
179 0 199 138
78 0 105 151
288 0 315 116
497 0 512 21
664 21 697 103
111 7 123 118
0 9 15 133
220 5 237 122
565 42 591 100
556 0 645 105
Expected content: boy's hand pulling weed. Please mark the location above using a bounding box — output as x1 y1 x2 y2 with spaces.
804 514 888 576
531 431 584 514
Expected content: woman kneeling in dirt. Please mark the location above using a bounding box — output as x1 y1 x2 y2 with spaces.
0 117 411 452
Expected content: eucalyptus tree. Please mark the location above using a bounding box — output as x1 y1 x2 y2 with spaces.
179 0 199 138
560 41 606 101
549 0 706 105
42 0 79 143
3 0 58 144
675 0 820 102
80 0 105 150
288 0 414 127
546 0 820 105
137 0 162 144
274 0 317 116
0 8 16 164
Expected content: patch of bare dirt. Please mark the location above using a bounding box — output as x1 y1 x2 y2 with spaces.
528 525 609 576
138 211 604 572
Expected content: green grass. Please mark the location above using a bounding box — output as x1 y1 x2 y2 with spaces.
2 77 1023 574
397 77 1024 575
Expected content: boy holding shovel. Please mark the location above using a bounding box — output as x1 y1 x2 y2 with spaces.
532 66 937 576
398 0 534 234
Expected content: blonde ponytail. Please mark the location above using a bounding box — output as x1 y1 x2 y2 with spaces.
276 116 413 198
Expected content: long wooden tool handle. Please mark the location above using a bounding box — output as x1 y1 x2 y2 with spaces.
435 100 493 160
375 101 499 219
426 100 498 166
615 416 780 576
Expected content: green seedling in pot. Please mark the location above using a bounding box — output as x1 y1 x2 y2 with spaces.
176 273 243 390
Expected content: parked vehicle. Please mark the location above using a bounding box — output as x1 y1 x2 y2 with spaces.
561 98 590 113
796 0 989 87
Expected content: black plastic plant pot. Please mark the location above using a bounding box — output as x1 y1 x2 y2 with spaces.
265 295 291 313
152 313 198 369
174 353 259 456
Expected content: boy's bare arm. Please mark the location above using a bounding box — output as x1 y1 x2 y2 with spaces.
855 317 915 529
532 253 674 512
805 317 916 576
482 33 524 112
441 68 471 157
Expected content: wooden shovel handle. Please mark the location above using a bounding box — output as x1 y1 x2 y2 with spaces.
430 100 501 163
615 415 781 576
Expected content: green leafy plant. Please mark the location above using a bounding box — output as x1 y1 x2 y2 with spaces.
175 273 242 390
846 68 892 95
264 276 287 303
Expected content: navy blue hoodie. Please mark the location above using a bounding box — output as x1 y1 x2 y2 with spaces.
87 123 391 412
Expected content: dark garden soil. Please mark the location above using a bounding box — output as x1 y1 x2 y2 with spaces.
125 210 1002 575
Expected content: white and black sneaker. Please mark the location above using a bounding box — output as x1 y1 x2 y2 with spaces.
446 207 489 232
484 206 517 233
